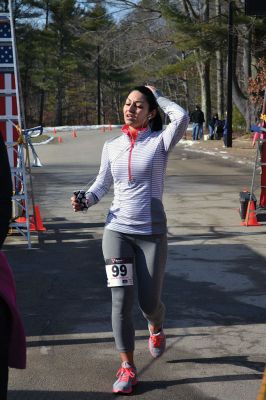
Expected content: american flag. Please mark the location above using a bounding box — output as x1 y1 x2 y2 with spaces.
0 15 19 168
0 21 11 39
0 45 13 65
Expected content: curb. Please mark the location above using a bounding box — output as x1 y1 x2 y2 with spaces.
32 136 54 146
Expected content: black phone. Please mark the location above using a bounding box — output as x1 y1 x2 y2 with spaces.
73 190 88 210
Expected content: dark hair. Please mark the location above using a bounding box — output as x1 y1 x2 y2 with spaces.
130 85 163 131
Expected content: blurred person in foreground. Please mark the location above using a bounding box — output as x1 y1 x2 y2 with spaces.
251 120 266 208
0 132 26 400
0 131 12 247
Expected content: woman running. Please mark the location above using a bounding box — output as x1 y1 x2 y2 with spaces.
71 85 189 394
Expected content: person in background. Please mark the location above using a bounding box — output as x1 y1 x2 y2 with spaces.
0 132 26 400
190 105 205 140
208 113 219 140
71 85 189 394
215 118 224 140
251 119 266 208
223 113 228 147
252 122 265 150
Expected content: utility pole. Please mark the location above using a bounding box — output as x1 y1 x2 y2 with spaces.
226 1 234 148
97 45 101 125
39 0 49 126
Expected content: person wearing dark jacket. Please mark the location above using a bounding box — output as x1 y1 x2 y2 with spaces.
190 105 205 140
223 113 228 147
0 132 26 400
0 131 12 249
208 113 219 140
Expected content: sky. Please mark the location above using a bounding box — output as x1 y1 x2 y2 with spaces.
105 0 140 22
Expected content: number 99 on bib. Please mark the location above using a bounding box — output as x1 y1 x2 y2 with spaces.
105 258 134 287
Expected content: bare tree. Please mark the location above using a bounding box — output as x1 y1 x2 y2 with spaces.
215 0 224 118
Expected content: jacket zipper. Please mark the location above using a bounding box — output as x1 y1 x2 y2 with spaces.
128 137 135 182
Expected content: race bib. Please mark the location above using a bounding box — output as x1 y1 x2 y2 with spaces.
105 258 134 287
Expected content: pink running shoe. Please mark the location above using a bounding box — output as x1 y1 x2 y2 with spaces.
112 361 138 394
148 328 166 358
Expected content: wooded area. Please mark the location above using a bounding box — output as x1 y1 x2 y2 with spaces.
11 0 266 131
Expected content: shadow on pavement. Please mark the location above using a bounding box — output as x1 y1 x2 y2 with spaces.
134 374 261 393
3 223 266 338
4 224 111 337
168 355 264 373
26 332 208 348
8 391 114 399
11 374 260 400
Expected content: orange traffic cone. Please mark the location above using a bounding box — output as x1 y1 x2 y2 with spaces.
34 205 46 231
58 136 63 143
30 205 46 231
72 130 77 138
29 217 36 231
241 200 261 226
15 216 27 224
15 215 35 231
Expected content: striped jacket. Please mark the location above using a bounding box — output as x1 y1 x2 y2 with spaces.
86 94 189 235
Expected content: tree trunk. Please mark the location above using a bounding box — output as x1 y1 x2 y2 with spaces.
216 50 224 118
22 66 29 124
101 86 105 124
198 0 211 128
182 76 190 112
55 85 63 126
55 28 64 126
215 0 224 118
181 51 190 112
39 88 45 126
166 81 173 98
232 24 253 131
242 25 254 128
39 0 50 126
197 59 211 129
114 94 120 123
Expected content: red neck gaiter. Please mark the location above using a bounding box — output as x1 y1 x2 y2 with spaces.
121 125 148 182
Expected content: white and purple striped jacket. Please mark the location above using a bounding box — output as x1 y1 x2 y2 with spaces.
86 94 189 235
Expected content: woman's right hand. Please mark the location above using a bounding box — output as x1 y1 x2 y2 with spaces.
145 84 156 94
71 195 83 212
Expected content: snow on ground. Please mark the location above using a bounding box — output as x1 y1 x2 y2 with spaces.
37 125 254 166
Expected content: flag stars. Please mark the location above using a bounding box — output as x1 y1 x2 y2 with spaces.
0 23 11 38
0 45 13 64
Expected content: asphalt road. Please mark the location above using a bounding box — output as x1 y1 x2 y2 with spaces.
4 128 266 400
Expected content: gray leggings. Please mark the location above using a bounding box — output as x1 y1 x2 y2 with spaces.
102 228 167 352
